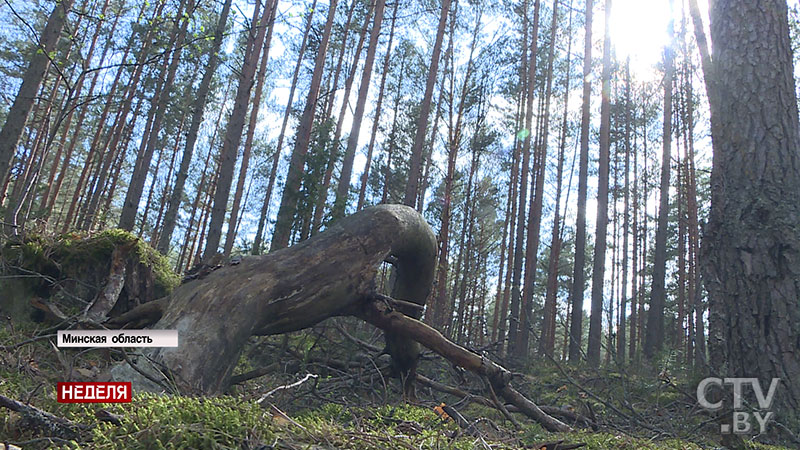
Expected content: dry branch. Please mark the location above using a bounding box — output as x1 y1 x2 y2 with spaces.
0 394 82 439
352 298 571 432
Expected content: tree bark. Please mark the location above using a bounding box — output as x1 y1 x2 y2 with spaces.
567 0 593 363
115 205 435 393
111 205 569 432
704 0 800 412
586 0 613 368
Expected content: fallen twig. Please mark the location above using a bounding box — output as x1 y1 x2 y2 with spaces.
257 373 319 404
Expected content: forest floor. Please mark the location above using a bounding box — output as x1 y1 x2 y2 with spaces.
0 233 795 449
0 319 794 450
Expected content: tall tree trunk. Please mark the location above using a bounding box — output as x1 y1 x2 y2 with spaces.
331 0 386 220
357 1 398 212
270 0 339 251
568 0 593 363
381 64 405 204
586 0 613 368
311 2 373 233
403 0 451 206
629 96 639 361
687 0 720 146
493 170 513 342
416 76 445 213
644 1 674 360
517 0 560 359
177 107 224 272
0 0 74 216
118 0 195 231
637 105 648 358
497 89 526 354
62 0 165 231
676 115 686 351
431 0 480 330
252 0 318 255
684 64 705 368
43 0 122 220
147 118 185 241
223 0 278 256
541 0 574 357
453 91 487 340
309 0 358 232
203 0 272 258
617 58 631 364
455 145 480 342
508 0 541 361
158 0 233 254
322 0 357 120
704 0 800 411
41 0 114 218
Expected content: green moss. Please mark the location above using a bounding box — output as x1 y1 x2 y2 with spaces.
1 229 179 302
55 394 275 449
54 229 180 295
293 403 468 449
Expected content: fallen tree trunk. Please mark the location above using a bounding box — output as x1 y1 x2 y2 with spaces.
113 205 436 395
112 205 569 431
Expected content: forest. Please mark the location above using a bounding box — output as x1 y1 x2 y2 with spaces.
1 0 799 448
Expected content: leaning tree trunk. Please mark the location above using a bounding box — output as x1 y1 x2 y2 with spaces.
111 205 570 432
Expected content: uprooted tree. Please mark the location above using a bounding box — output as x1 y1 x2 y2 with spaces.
109 204 570 432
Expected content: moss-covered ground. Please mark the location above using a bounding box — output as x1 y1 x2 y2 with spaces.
1 321 794 449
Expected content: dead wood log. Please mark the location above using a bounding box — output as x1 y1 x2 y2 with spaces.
104 297 167 328
0 394 82 440
85 244 129 321
113 205 436 395
112 205 569 432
